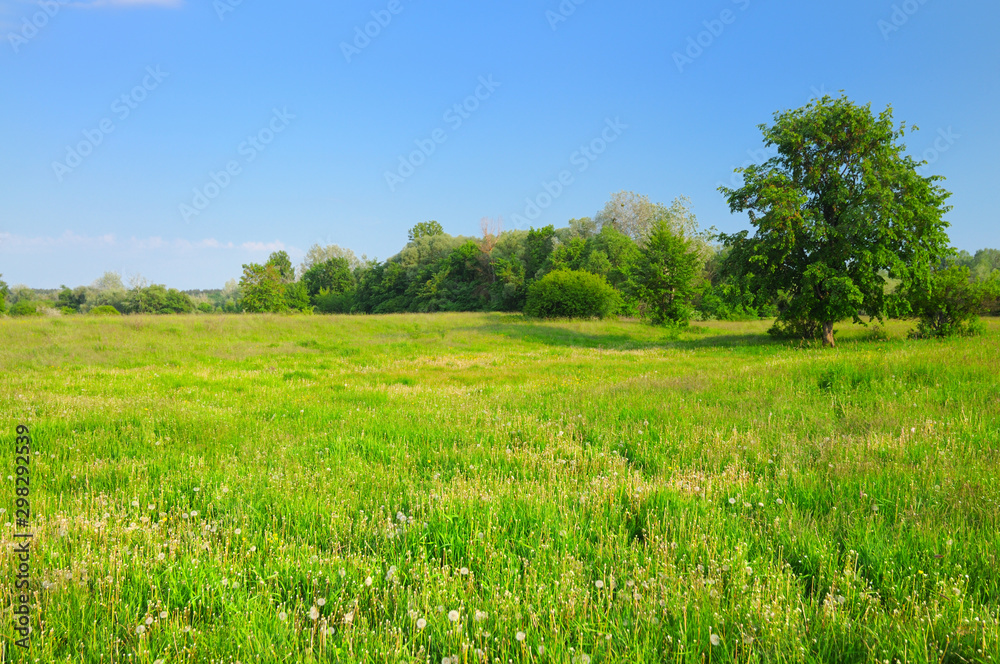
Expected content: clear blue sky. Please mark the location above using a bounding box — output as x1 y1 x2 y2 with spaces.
1 0 997 289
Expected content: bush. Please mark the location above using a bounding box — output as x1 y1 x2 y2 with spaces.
313 289 355 314
524 269 621 319
910 266 987 338
90 305 122 316
9 300 41 317
197 302 214 314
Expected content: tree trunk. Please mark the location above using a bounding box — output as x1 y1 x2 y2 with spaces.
822 322 835 348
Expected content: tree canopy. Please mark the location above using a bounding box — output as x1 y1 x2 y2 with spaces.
719 95 952 346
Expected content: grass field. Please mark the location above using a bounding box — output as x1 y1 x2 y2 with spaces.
1 313 999 664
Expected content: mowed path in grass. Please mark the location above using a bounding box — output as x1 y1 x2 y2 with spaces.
1 313 998 663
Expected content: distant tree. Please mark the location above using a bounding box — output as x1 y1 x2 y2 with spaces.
0 274 8 314
298 243 361 278
596 190 660 242
284 281 312 312
239 263 287 313
302 257 355 298
635 219 701 326
266 251 295 283
524 226 557 280
408 220 444 242
720 95 952 347
56 286 88 312
91 271 125 292
162 289 195 314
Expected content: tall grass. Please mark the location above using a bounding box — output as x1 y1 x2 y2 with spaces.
1 314 998 663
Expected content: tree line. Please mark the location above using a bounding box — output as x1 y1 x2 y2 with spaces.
2 96 998 344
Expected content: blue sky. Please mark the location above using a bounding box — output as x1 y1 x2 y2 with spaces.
1 0 997 289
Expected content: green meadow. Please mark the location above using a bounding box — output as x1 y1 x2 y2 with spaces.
1 313 998 664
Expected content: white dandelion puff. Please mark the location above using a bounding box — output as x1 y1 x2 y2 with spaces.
448 610 460 622
516 631 526 642
417 618 427 629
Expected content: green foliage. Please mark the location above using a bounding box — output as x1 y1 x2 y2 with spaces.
635 219 701 326
408 220 444 242
265 251 295 283
0 274 8 314
524 269 621 319
239 263 287 313
909 265 988 338
89 304 122 316
313 289 355 314
524 226 557 279
57 285 88 312
284 281 312 313
122 285 194 314
720 95 953 346
9 300 41 317
302 257 355 299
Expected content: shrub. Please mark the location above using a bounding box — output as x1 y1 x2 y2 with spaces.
313 289 354 314
524 269 621 319
9 300 41 317
909 265 987 338
90 305 122 316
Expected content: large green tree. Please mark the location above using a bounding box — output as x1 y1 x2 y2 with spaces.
719 95 952 347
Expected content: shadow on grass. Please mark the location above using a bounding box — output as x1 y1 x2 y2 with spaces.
477 317 782 351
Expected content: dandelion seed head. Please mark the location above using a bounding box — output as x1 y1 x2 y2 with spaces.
516 631 526 641
448 610 460 622
417 618 427 629
711 634 721 646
